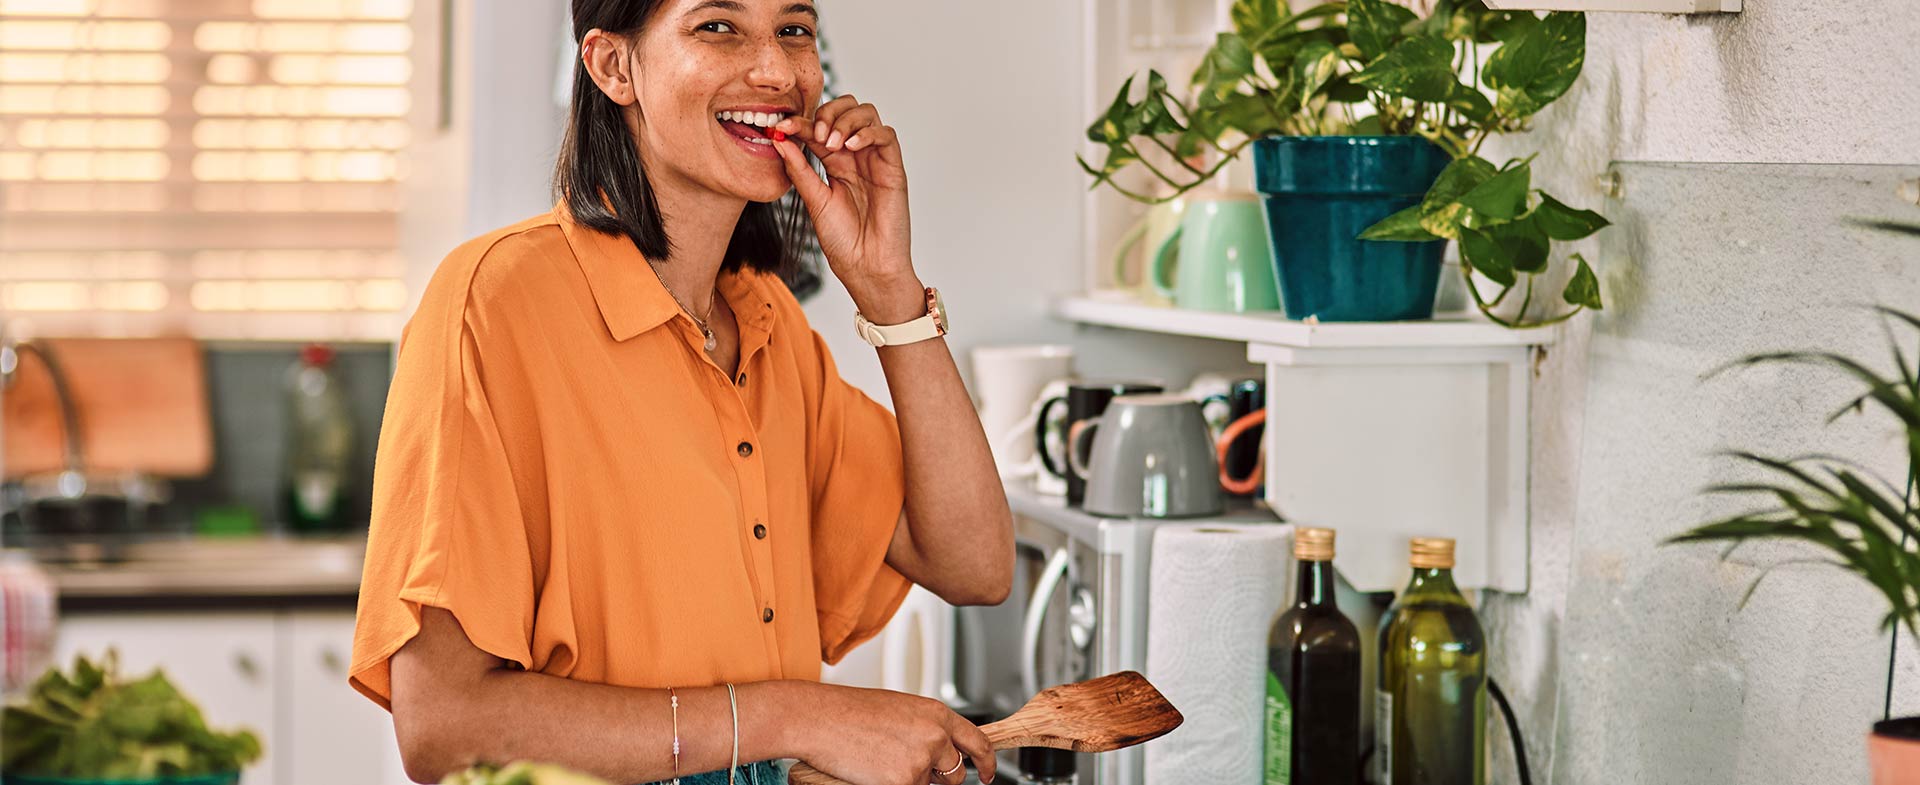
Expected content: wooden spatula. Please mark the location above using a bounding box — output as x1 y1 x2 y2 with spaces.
786 670 1182 785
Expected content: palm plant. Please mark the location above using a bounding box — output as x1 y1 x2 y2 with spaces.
1667 294 1920 640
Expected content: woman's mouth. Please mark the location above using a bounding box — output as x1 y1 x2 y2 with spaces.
716 110 788 159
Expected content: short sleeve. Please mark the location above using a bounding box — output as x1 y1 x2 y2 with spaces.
349 310 539 710
804 330 912 665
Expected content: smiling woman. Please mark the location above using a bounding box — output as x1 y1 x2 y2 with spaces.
348 1 1015 784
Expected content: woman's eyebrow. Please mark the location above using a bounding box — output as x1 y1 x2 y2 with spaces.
683 0 818 21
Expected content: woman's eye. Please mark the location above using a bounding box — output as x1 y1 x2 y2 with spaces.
697 20 735 34
780 24 814 37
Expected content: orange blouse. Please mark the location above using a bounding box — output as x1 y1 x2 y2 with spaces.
349 205 910 709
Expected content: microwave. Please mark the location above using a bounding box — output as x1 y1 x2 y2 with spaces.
931 485 1282 785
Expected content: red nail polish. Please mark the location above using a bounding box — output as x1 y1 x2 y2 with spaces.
772 130 786 142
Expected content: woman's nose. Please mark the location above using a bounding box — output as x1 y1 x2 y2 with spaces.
745 38 796 92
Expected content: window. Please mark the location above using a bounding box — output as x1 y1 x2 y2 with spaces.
0 0 427 341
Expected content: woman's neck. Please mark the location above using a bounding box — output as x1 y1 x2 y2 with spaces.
634 131 749 314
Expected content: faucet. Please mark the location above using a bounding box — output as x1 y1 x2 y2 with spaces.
0 339 90 499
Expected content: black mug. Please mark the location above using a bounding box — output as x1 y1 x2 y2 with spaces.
1035 380 1164 506
1222 378 1264 491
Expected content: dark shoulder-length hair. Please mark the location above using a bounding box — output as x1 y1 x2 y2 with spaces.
555 0 809 280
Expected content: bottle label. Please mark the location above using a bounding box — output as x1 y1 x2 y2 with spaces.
1264 671 1291 785
1374 689 1392 784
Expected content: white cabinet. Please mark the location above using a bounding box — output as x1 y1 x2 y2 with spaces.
282 611 408 785
55 610 408 785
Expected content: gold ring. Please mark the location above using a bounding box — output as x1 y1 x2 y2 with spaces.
936 754 964 777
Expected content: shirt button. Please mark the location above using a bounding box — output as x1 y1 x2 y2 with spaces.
762 607 775 623
736 372 747 386
737 441 753 458
753 523 767 539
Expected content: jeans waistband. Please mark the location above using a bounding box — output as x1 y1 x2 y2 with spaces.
640 759 784 785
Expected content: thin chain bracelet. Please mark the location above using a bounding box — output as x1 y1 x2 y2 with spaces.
669 688 682 785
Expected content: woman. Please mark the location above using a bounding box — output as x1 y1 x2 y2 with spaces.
347 1 1015 784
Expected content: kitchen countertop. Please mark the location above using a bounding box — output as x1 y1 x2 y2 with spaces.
10 534 366 610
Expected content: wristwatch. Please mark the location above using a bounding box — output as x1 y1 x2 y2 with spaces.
854 287 948 347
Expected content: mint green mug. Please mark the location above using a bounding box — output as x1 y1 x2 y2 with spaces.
1149 193 1281 312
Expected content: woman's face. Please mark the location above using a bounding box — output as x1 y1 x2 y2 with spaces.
628 0 823 204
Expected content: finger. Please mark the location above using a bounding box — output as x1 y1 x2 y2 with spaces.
950 719 995 784
774 136 831 207
843 122 896 154
811 93 860 143
930 747 967 785
773 114 835 160
826 103 879 151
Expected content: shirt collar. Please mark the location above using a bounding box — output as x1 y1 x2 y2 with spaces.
553 201 778 343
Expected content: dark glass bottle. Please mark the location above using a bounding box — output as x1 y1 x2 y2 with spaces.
283 343 353 532
1265 527 1361 785
1375 538 1486 785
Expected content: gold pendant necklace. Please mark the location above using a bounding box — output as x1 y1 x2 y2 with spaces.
647 262 718 352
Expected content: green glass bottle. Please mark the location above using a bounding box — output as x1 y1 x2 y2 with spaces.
1375 537 1485 785
1265 527 1361 785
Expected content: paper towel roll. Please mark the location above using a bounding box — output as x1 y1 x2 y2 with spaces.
1144 523 1294 785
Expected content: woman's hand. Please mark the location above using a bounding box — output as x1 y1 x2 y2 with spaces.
771 96 920 314
790 682 996 785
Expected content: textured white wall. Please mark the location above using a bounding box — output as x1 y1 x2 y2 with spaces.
1475 3 1920 783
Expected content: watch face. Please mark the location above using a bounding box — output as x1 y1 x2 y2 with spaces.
930 288 949 334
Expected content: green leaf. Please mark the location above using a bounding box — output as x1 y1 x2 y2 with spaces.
1562 253 1602 309
1490 214 1550 272
1417 155 1498 238
1323 73 1371 103
1132 71 1186 135
1087 74 1136 144
1256 19 1351 67
1483 11 1585 118
1196 32 1256 95
1530 191 1610 240
1456 160 1532 221
1480 9 1540 43
1215 87 1292 140
1359 203 1442 241
1458 226 1516 286
1231 0 1289 42
1351 36 1495 121
1292 41 1343 106
1348 0 1419 61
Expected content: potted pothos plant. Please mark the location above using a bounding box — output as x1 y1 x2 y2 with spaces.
1079 0 1608 327
1667 224 1920 784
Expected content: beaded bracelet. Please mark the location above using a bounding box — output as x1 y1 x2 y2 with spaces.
669 688 682 785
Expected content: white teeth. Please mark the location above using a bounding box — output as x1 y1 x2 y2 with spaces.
715 111 787 127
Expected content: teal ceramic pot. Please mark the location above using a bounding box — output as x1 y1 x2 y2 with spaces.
1252 136 1452 321
2 774 240 785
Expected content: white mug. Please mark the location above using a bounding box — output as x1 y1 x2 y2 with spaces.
1007 379 1073 495
970 345 1074 477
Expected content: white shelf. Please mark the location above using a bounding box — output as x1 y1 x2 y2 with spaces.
1056 293 1556 351
1056 291 1539 593
1483 0 1738 11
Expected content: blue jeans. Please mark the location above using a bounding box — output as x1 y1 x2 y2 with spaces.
642 760 784 785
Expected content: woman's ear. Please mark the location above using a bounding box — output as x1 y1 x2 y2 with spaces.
581 29 637 106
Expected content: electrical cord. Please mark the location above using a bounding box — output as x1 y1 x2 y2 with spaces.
1488 677 1532 785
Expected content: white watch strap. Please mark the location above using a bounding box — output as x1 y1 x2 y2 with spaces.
855 310 943 347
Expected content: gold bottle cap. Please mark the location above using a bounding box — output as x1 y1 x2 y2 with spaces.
1293 527 1336 561
1409 537 1456 569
